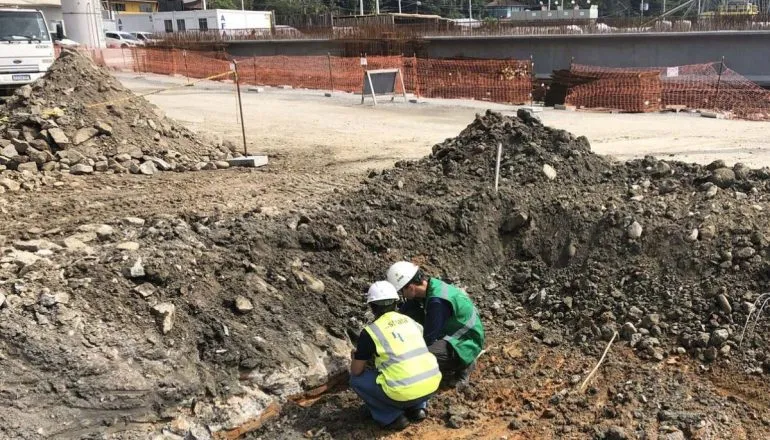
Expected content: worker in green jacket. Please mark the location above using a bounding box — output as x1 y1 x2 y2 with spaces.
386 261 485 387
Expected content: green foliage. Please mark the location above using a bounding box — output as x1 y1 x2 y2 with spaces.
208 0 238 9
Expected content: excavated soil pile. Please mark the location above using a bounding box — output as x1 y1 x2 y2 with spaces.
2 110 770 439
0 50 237 188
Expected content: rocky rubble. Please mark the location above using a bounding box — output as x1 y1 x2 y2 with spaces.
0 50 240 190
3 110 770 439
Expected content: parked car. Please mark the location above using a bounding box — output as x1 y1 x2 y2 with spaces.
105 31 143 48
130 31 157 44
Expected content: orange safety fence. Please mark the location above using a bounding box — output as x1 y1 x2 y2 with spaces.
56 47 534 105
232 55 405 93
413 58 532 104
559 66 663 113
56 48 769 120
567 63 770 120
131 48 232 79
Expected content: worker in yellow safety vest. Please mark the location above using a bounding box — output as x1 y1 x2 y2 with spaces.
349 281 442 431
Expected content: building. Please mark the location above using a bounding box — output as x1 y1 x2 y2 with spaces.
151 9 272 32
0 0 63 30
102 0 157 15
485 1 599 21
484 0 530 19
114 12 153 31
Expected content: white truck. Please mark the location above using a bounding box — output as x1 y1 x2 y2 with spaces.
0 8 56 92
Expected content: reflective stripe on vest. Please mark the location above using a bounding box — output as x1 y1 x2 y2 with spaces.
368 321 431 369
383 365 442 388
436 284 480 343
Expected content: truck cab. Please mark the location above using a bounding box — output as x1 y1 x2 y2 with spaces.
0 8 55 91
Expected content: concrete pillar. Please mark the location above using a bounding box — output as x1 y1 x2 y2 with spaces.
61 0 106 48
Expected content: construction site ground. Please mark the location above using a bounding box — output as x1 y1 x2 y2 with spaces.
3 67 770 440
4 72 768 238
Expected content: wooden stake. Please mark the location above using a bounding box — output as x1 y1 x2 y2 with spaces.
494 142 502 194
579 331 618 393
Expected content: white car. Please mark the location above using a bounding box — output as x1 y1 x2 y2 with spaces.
130 31 157 44
105 31 143 48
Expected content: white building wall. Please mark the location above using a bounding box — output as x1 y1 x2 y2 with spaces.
115 12 153 32
151 9 271 32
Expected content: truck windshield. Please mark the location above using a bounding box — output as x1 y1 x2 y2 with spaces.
0 11 51 42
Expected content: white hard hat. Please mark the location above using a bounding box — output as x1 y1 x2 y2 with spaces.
367 280 400 304
386 261 419 292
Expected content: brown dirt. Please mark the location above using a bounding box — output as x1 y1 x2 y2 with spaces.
2 81 770 440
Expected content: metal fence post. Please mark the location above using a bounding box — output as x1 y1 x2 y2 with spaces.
530 54 535 105
713 56 725 110
253 56 257 84
412 53 420 98
233 61 248 156
183 49 190 82
327 52 335 92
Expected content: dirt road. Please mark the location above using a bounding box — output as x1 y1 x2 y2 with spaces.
117 72 770 170
6 73 765 237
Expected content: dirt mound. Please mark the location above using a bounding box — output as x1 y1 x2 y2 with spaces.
0 50 237 184
2 110 770 439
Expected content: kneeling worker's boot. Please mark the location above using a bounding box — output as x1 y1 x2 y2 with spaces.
405 407 427 422
383 414 410 431
455 361 477 386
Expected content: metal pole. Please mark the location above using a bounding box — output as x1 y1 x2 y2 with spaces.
183 49 190 83
360 0 364 15
398 0 402 13
494 143 502 193
233 61 248 156
412 53 420 98
530 54 535 105
469 0 473 19
327 52 335 91
713 56 725 110
376 0 380 14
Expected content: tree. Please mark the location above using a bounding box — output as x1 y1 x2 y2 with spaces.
209 0 238 9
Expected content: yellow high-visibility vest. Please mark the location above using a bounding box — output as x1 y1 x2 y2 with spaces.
364 311 442 401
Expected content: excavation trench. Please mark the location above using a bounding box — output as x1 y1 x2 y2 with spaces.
3 110 770 439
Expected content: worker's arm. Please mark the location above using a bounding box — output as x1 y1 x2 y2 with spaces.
349 330 375 376
399 299 425 324
423 297 452 346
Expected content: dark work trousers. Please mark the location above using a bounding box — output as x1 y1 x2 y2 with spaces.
427 339 465 377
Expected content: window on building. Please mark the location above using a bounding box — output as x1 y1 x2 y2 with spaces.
176 19 185 31
112 3 126 11
139 3 153 12
164 19 173 33
198 18 208 31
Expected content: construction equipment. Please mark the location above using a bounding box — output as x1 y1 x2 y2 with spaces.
0 8 55 92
